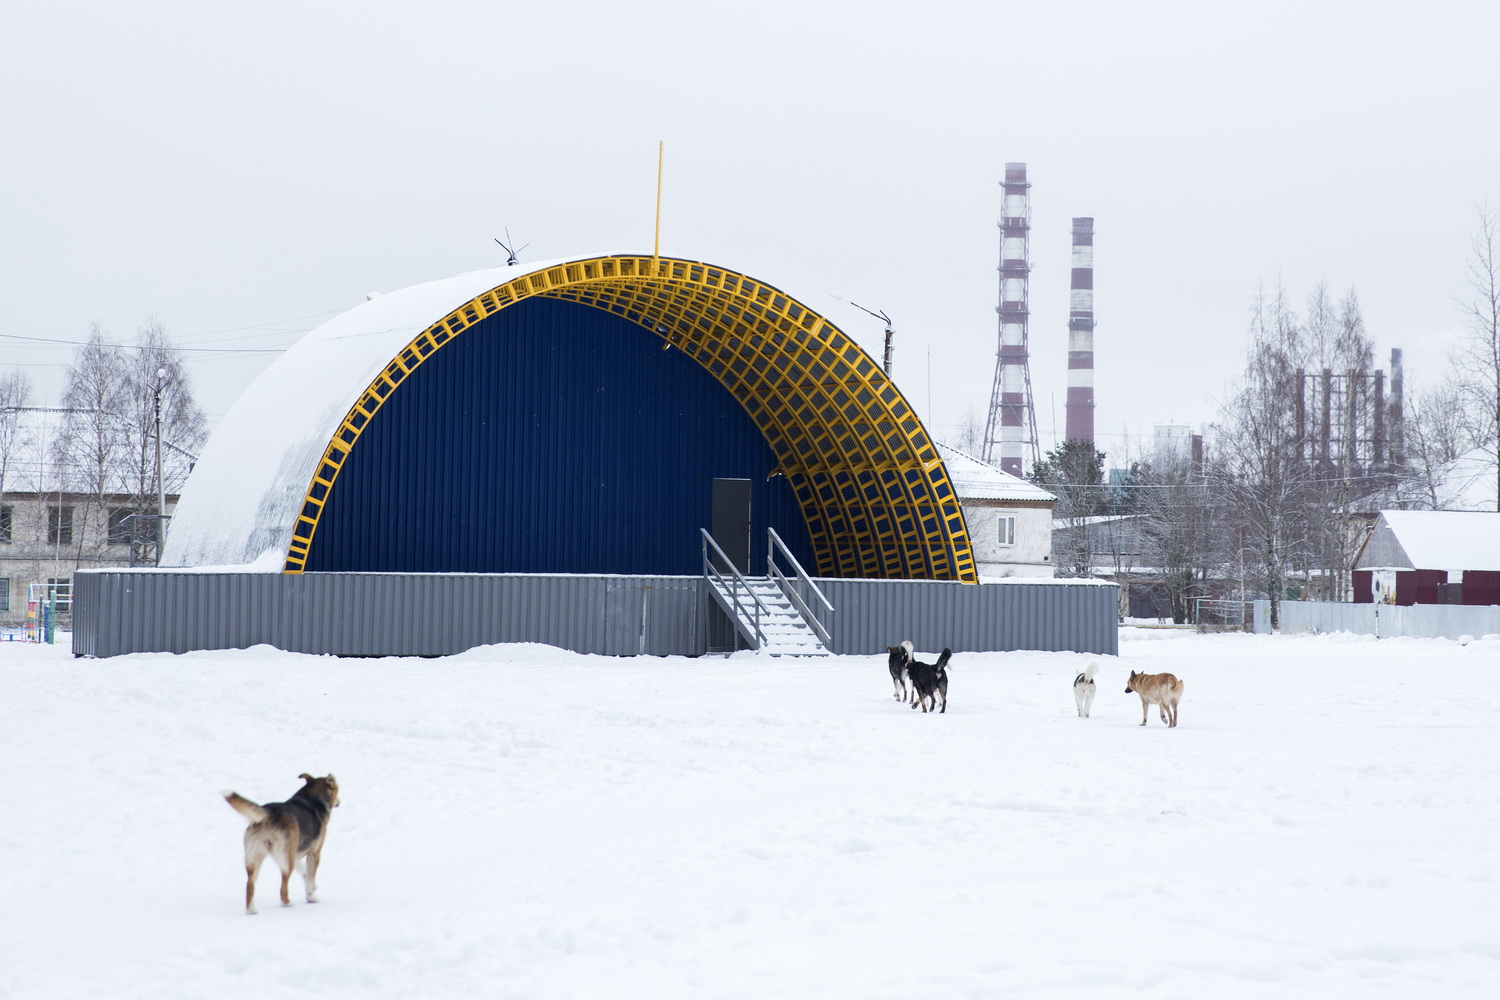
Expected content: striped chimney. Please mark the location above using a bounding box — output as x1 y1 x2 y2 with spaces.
1065 217 1095 443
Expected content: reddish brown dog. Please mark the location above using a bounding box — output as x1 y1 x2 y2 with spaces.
1125 670 1184 727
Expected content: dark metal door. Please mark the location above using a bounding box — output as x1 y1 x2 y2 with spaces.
711 478 752 575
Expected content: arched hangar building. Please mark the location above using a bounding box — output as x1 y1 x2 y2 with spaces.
74 253 1115 658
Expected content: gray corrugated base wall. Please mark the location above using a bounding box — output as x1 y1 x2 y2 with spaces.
72 571 1118 658
816 578 1117 656
1277 600 1500 639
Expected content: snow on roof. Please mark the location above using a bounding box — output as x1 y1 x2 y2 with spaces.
934 442 1055 503
1051 514 1141 530
1358 510 1500 572
163 256 592 567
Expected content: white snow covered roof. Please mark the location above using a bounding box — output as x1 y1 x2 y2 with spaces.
1355 510 1500 572
935 442 1055 504
163 256 595 567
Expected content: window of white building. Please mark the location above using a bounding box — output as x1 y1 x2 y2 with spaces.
998 515 1016 547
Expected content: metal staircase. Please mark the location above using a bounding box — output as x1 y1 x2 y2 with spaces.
701 528 835 656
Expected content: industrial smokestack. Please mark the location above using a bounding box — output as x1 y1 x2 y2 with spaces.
1389 347 1404 467
1065 217 1095 444
982 162 1040 476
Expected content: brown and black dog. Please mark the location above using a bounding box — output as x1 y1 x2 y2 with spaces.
1125 670 1184 727
223 774 340 914
908 648 953 714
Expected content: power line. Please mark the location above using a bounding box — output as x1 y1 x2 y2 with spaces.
0 332 284 354
0 278 330 311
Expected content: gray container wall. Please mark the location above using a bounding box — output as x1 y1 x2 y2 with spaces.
814 578 1118 656
73 572 1118 659
73 572 706 659
1277 600 1500 639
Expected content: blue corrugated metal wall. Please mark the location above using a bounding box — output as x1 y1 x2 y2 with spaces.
306 297 815 575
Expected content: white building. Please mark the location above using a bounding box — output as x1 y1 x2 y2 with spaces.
936 443 1056 578
1 408 179 625
0 491 177 625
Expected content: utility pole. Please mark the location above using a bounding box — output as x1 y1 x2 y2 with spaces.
154 368 166 565
832 295 895 375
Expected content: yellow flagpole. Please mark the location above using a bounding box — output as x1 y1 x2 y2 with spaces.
653 141 663 270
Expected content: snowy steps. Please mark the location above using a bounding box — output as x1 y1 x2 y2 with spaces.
711 577 831 656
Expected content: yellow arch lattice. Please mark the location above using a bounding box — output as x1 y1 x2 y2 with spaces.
283 255 977 583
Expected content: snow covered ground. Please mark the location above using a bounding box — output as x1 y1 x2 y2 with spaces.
3 628 1497 998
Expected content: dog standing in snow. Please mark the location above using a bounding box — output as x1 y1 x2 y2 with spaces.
908 648 953 713
223 773 340 914
886 640 914 702
1073 662 1098 717
1125 670 1184 727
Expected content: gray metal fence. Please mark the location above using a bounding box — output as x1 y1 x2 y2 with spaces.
72 570 1118 658
1277 600 1500 639
815 578 1118 656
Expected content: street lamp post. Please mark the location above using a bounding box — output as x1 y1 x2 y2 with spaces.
154 368 166 565
831 294 894 376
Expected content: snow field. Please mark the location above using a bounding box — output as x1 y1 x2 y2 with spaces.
1 629 1497 998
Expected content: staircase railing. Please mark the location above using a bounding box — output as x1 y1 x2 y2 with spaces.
767 527 835 648
701 528 769 649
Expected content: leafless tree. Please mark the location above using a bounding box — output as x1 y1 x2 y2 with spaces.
0 368 33 495
1134 446 1225 624
54 324 131 565
115 318 207 559
952 406 986 456
1211 287 1323 625
1456 202 1500 508
1400 380 1480 508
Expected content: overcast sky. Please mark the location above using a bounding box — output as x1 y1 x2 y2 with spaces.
3 0 1495 464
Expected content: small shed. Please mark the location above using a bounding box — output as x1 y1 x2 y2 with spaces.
1352 510 1500 606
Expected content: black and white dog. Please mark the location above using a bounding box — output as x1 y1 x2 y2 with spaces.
1073 661 1099 718
886 640 914 702
908 648 953 713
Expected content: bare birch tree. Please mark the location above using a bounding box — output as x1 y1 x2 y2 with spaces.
54 324 129 567
116 318 207 559
1401 381 1479 508
1135 447 1224 624
1211 287 1321 626
0 369 32 495
1457 202 1500 508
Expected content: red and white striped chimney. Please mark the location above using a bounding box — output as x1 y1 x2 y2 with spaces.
1065 217 1095 443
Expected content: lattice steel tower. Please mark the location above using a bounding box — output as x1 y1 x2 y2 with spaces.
982 162 1041 476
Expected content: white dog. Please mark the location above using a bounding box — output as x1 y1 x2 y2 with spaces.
1073 662 1098 718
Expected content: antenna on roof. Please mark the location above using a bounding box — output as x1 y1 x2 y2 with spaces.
494 228 529 267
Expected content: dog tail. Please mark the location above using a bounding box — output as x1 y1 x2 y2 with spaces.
936 648 952 668
222 791 268 824
900 639 914 659
1083 661 1098 682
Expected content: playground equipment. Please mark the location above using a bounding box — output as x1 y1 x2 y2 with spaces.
24 582 66 644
